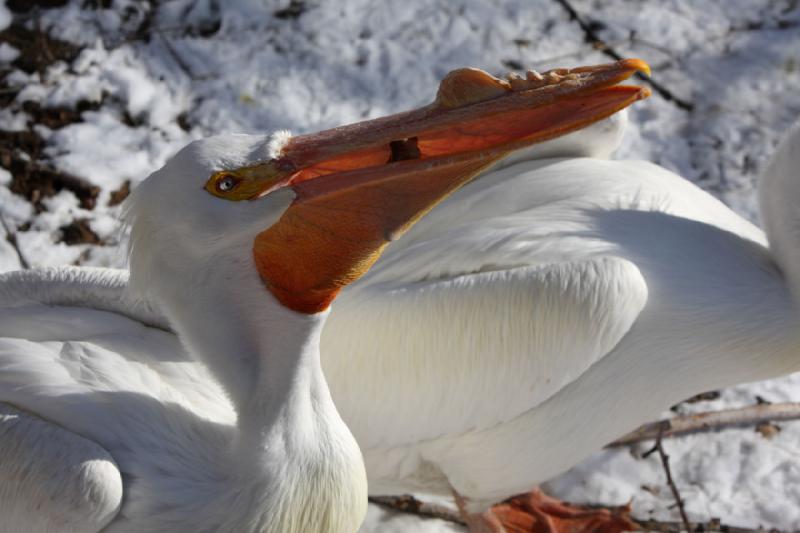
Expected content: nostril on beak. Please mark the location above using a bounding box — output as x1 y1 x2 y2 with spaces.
388 137 421 163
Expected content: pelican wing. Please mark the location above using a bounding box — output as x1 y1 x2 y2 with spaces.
0 268 234 529
0 402 122 533
325 256 648 450
0 267 229 424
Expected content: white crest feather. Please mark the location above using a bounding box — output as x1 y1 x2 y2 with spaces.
267 130 292 159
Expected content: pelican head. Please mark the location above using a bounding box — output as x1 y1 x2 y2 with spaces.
126 59 651 317
125 133 296 304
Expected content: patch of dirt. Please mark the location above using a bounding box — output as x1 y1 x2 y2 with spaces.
21 100 102 129
108 180 130 206
7 0 69 13
59 218 102 245
0 131 100 210
755 422 781 439
0 22 81 74
0 18 102 216
274 0 308 20
8 158 100 211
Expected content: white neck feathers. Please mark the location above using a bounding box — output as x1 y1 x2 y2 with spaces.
143 263 367 532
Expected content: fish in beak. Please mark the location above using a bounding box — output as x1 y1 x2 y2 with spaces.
206 59 651 313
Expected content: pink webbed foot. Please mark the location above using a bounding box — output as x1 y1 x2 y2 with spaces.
459 490 637 533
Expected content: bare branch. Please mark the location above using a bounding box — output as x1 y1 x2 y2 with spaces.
156 30 211 81
369 495 463 524
609 402 800 447
552 0 694 111
0 216 29 269
645 427 691 531
370 493 793 532
634 517 796 532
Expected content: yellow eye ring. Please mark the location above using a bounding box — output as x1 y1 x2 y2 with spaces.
204 161 287 201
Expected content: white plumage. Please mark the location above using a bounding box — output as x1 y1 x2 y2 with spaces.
2 112 799 526
0 135 369 532
323 116 800 506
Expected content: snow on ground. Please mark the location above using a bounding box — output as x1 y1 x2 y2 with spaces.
1 0 799 531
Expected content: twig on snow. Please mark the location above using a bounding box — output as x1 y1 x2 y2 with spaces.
634 517 795 532
526 36 676 73
643 427 692 532
156 29 210 81
552 0 694 111
370 493 793 532
608 402 800 447
369 495 464 524
33 9 56 68
0 215 29 269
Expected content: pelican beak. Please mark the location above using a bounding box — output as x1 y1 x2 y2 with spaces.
228 59 650 313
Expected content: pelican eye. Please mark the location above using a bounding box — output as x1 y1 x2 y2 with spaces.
205 163 286 201
215 173 240 193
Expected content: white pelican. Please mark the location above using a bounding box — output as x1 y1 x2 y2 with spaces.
324 107 800 529
0 60 648 532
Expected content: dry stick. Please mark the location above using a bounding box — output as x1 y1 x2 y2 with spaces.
643 427 692 532
528 37 677 75
156 29 210 81
368 495 464 524
0 216 29 269
525 37 633 67
370 494 790 532
33 8 56 67
608 402 800 447
634 517 796 533
552 0 694 111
